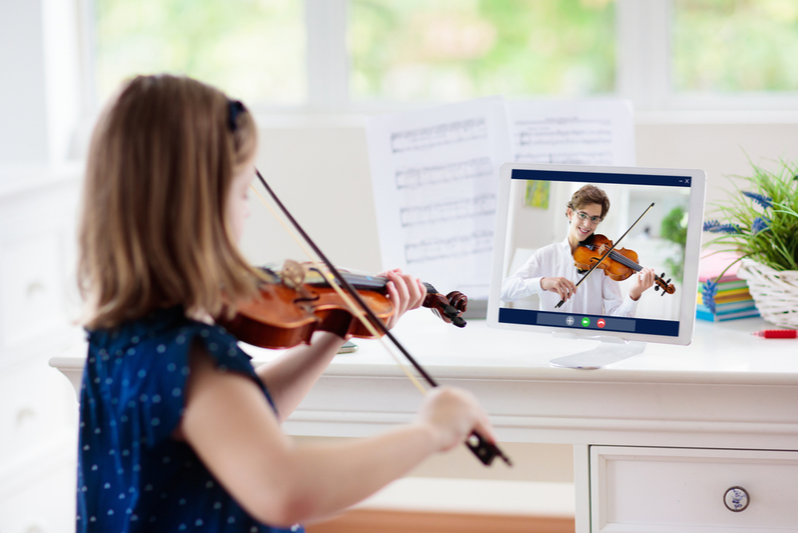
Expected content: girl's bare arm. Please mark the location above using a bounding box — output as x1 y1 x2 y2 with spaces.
177 345 493 527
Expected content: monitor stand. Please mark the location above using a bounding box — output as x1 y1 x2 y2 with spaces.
549 336 646 369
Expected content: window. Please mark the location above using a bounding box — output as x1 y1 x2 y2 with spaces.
93 0 306 106
672 0 798 93
349 0 616 102
89 0 797 113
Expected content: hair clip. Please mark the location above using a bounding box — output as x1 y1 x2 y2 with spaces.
228 99 246 132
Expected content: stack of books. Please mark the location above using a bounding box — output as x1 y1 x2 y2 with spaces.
696 253 760 322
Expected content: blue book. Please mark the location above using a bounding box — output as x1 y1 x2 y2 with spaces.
697 300 757 314
696 307 760 322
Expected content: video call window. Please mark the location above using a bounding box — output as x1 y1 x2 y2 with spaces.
496 169 693 337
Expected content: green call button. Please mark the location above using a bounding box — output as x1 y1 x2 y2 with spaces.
581 317 591 327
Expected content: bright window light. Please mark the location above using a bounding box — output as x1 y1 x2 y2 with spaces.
672 0 798 93
93 0 306 107
349 0 616 102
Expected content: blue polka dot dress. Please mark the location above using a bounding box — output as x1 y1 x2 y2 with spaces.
77 306 303 533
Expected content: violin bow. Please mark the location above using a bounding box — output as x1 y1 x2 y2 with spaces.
555 202 655 309
253 170 511 467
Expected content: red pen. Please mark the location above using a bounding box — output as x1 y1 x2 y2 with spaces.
752 330 798 339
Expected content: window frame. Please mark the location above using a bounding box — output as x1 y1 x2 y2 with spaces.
81 0 798 121
615 0 797 120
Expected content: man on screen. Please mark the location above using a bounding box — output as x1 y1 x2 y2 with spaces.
500 185 655 317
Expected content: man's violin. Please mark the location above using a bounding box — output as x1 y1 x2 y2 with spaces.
574 234 676 295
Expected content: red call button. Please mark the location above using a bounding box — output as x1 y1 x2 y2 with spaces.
597 319 606 328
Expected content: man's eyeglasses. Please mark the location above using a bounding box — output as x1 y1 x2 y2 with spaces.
576 211 603 224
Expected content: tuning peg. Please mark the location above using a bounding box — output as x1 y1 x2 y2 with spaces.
654 285 660 291
660 272 666 279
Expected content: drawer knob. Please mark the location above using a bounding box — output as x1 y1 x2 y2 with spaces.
724 486 749 512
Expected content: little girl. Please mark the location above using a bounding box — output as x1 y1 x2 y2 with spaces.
75 74 496 532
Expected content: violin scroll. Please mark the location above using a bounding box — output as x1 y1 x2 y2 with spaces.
654 272 676 296
425 289 468 327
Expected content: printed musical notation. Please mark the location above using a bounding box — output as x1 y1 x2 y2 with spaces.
405 231 495 264
400 194 496 228
395 157 493 189
514 118 614 164
508 101 635 166
366 97 510 299
516 150 615 165
391 119 488 153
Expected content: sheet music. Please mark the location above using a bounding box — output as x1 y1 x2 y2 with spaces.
507 99 635 165
366 97 512 299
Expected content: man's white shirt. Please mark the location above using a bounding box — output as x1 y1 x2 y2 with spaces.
500 239 639 317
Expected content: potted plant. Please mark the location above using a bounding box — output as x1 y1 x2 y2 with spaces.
702 159 798 329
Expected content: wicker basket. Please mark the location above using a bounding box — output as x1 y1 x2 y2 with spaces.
738 258 798 329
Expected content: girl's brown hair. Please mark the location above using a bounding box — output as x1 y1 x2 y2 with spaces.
78 74 259 330
566 184 610 220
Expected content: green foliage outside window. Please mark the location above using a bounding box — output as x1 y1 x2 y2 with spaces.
92 0 797 106
673 0 798 92
350 0 616 102
94 0 306 105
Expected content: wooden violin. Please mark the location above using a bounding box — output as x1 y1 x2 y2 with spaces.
555 202 669 309
574 234 676 295
219 264 468 350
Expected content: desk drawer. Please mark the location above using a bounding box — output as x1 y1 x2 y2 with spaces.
590 446 797 532
0 234 64 347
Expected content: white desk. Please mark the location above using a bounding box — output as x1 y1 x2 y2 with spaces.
51 314 798 532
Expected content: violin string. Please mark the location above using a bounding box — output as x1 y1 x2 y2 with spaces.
248 183 428 396
608 250 670 287
608 250 640 271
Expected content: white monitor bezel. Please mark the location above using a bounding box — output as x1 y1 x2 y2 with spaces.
487 162 707 346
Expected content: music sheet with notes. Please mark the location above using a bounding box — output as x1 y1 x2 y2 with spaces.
366 97 511 300
366 98 634 300
507 99 635 166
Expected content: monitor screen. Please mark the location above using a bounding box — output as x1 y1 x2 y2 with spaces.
487 163 706 367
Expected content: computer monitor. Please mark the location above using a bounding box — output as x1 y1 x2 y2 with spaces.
487 163 706 369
